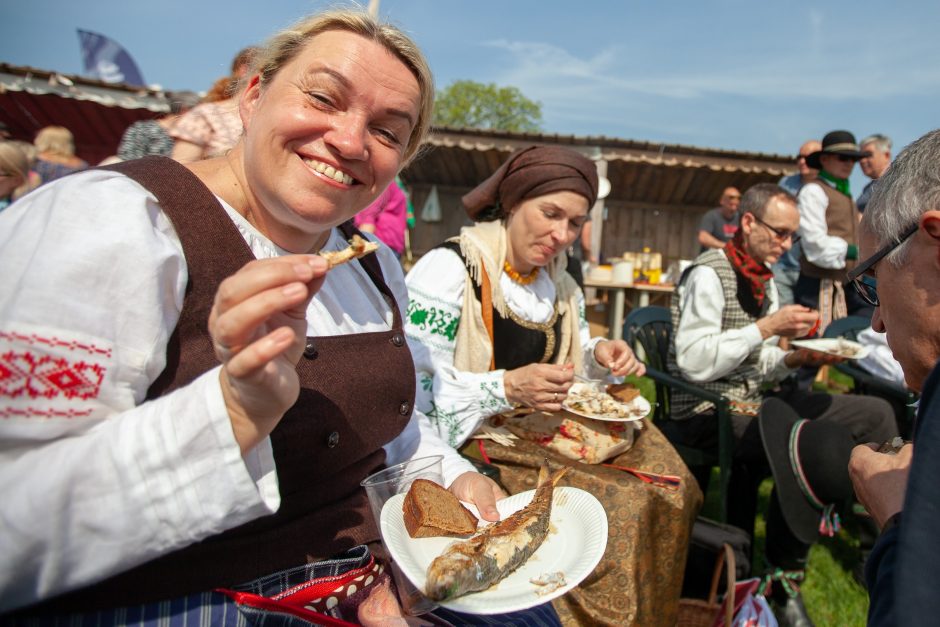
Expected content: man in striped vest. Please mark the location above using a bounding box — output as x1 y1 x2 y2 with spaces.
664 183 897 627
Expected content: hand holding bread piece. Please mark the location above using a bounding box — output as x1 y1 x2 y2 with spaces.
402 479 479 538
321 234 379 268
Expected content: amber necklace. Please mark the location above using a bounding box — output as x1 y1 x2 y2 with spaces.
503 261 540 285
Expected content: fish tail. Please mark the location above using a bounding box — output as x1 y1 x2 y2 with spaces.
537 460 570 487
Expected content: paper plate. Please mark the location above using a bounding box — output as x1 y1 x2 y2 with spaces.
791 338 870 360
381 487 607 615
562 382 651 422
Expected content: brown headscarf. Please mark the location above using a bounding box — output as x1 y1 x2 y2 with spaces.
461 145 599 221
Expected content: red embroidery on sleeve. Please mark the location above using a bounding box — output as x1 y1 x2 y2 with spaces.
0 407 94 419
0 331 112 358
0 352 105 400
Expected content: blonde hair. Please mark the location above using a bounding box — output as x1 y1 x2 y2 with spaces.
249 9 433 165
0 141 30 188
34 126 76 158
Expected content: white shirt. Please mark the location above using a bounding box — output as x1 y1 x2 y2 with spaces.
405 247 607 448
0 170 473 610
797 180 849 269
857 327 907 387
673 265 793 383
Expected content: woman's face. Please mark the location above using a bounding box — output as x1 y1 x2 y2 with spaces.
238 30 421 251
0 170 23 200
505 190 590 273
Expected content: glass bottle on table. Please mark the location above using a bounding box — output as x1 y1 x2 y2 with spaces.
638 247 651 284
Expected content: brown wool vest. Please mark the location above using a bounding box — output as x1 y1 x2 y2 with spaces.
799 181 860 281
40 157 414 612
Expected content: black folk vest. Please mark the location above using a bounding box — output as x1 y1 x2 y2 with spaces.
439 241 563 369
38 157 413 612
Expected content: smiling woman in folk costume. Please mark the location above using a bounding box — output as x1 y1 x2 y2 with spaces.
0 10 534 626
405 145 702 625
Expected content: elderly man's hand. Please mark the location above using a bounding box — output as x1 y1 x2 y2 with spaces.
210 255 328 455
448 471 507 522
757 304 819 339
848 443 912 530
595 340 647 377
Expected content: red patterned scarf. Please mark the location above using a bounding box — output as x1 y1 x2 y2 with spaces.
724 231 774 308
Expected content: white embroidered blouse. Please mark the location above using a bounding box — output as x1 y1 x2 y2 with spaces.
0 170 473 610
405 247 610 448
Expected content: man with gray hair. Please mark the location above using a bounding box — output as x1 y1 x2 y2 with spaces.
857 134 893 213
848 129 940 625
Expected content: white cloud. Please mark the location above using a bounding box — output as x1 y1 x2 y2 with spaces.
480 35 940 117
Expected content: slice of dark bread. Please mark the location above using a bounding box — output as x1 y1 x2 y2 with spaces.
402 478 479 538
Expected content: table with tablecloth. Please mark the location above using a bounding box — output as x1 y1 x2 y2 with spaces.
463 417 702 626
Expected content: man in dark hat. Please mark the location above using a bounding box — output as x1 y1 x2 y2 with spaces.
847 129 940 625
794 130 873 331
665 182 897 625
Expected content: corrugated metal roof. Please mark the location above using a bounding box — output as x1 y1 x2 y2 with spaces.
404 126 796 206
0 63 169 164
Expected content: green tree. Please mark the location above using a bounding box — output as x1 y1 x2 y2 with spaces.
433 80 543 133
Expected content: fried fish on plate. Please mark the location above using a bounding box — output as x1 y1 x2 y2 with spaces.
424 461 568 602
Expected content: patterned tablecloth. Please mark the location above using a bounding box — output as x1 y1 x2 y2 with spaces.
463 419 702 626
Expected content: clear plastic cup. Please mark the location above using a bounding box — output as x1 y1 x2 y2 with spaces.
361 455 444 615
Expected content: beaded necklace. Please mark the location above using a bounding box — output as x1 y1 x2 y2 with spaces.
503 261 540 285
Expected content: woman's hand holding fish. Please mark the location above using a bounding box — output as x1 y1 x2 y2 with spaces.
448 471 506 522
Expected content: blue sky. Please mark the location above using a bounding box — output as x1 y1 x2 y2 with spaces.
3 0 938 189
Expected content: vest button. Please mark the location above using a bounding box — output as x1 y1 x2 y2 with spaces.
391 333 404 347
399 401 411 416
327 431 340 448
303 342 318 359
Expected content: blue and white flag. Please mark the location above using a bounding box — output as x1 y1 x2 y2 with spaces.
77 29 145 86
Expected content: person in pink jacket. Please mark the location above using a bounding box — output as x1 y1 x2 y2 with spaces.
355 178 408 256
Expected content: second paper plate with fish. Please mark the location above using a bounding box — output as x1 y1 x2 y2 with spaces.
381 486 607 614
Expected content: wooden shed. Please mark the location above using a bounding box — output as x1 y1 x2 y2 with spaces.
0 63 167 165
402 127 797 265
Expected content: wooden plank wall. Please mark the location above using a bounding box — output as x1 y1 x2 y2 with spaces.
406 183 713 267
406 184 474 256
600 200 711 265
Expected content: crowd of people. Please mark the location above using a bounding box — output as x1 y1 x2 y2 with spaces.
0 7 934 627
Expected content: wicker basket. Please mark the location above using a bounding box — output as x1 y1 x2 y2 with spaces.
676 543 735 627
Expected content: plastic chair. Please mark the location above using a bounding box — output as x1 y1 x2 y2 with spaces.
624 306 735 522
823 316 918 436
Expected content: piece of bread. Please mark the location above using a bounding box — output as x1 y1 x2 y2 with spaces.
606 383 640 404
402 479 478 538
321 235 379 268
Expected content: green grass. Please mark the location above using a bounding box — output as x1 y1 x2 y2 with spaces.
633 374 870 626
749 478 869 627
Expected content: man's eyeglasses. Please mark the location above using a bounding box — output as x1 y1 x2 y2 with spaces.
847 223 919 306
836 154 859 163
752 215 800 244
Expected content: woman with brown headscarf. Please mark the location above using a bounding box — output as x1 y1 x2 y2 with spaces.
406 145 700 625
407 145 644 445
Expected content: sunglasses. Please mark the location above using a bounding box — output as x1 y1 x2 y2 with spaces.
836 154 859 163
752 214 800 244
847 223 919 306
